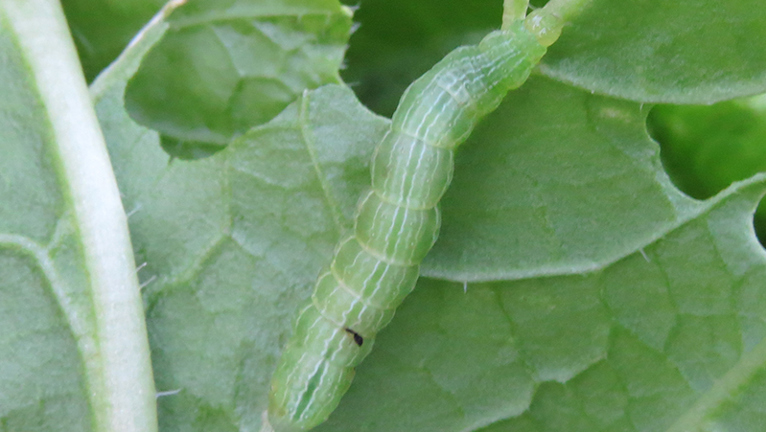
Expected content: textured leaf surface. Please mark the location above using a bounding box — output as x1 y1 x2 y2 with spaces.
96 62 386 427
541 0 766 103
313 79 766 432
325 176 766 432
1 0 760 430
95 21 766 425
124 0 352 155
422 76 697 280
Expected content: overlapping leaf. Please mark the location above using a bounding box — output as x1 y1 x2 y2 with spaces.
542 0 766 103
123 0 352 157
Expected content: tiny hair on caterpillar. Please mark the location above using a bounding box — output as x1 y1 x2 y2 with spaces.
261 7 564 432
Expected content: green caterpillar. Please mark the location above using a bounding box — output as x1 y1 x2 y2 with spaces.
263 11 563 432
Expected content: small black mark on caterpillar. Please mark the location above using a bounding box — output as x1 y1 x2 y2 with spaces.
344 328 364 347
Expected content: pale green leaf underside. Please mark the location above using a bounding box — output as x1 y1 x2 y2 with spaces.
323 174 766 432
541 0 766 104
0 0 159 430
81 1 766 429
96 79 388 429
423 76 700 281
0 16 93 424
94 32 766 427
2 0 763 429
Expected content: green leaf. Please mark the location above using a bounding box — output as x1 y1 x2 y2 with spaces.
0 0 161 430
298 77 766 432
323 174 766 431
541 0 766 103
27 0 766 430
422 76 697 280
94 57 387 426
95 11 766 420
123 0 353 157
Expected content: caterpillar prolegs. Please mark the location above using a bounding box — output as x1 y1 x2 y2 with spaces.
263 12 563 432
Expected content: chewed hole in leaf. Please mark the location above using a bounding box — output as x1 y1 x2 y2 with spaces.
122 4 354 160
755 200 766 248
647 95 766 247
159 136 225 161
341 0 499 117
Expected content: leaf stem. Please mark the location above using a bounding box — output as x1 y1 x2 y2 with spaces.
0 1 158 431
502 0 529 29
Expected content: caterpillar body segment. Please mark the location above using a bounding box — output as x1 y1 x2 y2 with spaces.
263 18 557 432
